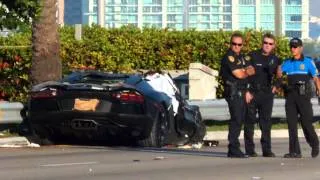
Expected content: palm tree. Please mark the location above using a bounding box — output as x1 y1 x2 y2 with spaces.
30 0 61 85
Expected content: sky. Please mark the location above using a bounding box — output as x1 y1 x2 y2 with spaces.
310 0 320 16
310 0 320 39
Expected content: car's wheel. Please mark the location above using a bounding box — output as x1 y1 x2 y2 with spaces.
25 125 56 145
139 105 170 147
189 111 206 143
25 131 54 145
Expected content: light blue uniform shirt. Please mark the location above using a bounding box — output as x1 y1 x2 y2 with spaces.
281 56 318 77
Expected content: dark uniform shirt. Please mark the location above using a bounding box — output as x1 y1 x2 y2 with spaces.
220 49 252 97
281 55 318 85
248 49 280 89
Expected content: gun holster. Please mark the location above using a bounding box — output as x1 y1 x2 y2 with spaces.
225 81 244 99
296 81 306 95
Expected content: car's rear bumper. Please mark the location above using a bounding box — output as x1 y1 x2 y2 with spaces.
29 111 155 139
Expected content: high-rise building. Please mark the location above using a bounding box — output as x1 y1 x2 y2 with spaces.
62 0 309 38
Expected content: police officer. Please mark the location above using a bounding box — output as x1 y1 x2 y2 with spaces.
220 32 255 158
279 37 320 158
244 33 280 157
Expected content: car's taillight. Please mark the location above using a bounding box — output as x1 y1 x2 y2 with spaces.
112 91 144 103
31 88 60 99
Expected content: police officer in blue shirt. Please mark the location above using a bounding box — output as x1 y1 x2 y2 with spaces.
279 37 320 158
220 32 255 158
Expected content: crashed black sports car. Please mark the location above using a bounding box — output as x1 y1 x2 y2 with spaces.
24 70 206 147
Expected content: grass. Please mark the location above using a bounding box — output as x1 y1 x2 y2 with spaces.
205 119 320 131
0 129 19 138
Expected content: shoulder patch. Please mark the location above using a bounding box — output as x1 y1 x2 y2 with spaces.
245 56 251 61
228 56 235 62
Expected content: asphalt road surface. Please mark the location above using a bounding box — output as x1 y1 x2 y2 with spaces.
0 138 320 180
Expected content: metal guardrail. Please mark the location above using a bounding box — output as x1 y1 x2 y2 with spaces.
0 102 24 124
188 98 320 121
1 98 319 124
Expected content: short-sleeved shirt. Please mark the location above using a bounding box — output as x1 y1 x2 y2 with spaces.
315 59 320 77
281 55 318 85
248 49 280 87
220 49 252 85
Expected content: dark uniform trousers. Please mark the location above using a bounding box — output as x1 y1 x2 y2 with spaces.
226 90 247 153
285 90 319 154
244 90 274 154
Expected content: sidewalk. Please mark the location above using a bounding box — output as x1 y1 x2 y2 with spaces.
204 129 320 140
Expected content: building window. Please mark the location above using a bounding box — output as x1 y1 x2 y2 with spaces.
223 15 231 21
211 7 219 12
167 5 183 12
285 0 302 5
223 0 231 5
261 0 274 5
223 22 232 29
106 0 116 4
285 30 301 38
202 6 210 12
239 6 255 14
285 6 301 14
290 15 302 21
223 6 231 12
190 0 198 5
154 7 162 12
143 7 151 12
167 15 183 21
143 0 162 5
167 0 183 4
285 22 301 30
202 0 210 4
167 23 183 30
239 0 255 5
189 7 198 12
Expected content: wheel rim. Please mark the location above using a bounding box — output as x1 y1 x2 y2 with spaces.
158 112 169 145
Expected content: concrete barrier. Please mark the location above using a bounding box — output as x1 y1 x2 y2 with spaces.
0 102 24 124
188 63 218 100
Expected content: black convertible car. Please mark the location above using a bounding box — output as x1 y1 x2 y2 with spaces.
24 71 206 147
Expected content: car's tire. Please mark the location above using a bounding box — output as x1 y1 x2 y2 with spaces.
189 111 206 143
25 125 56 145
25 132 54 145
138 105 170 147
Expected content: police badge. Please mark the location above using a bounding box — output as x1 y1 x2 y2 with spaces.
270 59 274 65
300 64 305 70
228 56 235 62
245 56 251 61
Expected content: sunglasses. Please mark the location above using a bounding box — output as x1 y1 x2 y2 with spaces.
263 41 274 46
290 45 299 49
231 42 243 47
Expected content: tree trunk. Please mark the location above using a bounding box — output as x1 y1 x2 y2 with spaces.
31 0 61 85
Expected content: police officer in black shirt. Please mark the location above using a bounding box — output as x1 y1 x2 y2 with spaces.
279 37 320 158
244 33 280 157
220 32 255 158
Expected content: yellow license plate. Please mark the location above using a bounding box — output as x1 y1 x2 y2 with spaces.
73 98 99 111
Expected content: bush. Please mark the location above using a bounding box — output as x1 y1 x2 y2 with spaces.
0 25 291 102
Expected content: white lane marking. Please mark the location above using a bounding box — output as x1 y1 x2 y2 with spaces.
40 161 98 167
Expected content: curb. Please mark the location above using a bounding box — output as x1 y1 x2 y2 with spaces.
0 137 30 147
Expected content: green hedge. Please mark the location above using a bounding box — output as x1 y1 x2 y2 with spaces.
0 25 291 102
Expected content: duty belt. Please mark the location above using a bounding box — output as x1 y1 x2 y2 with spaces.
251 84 271 91
286 81 309 95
